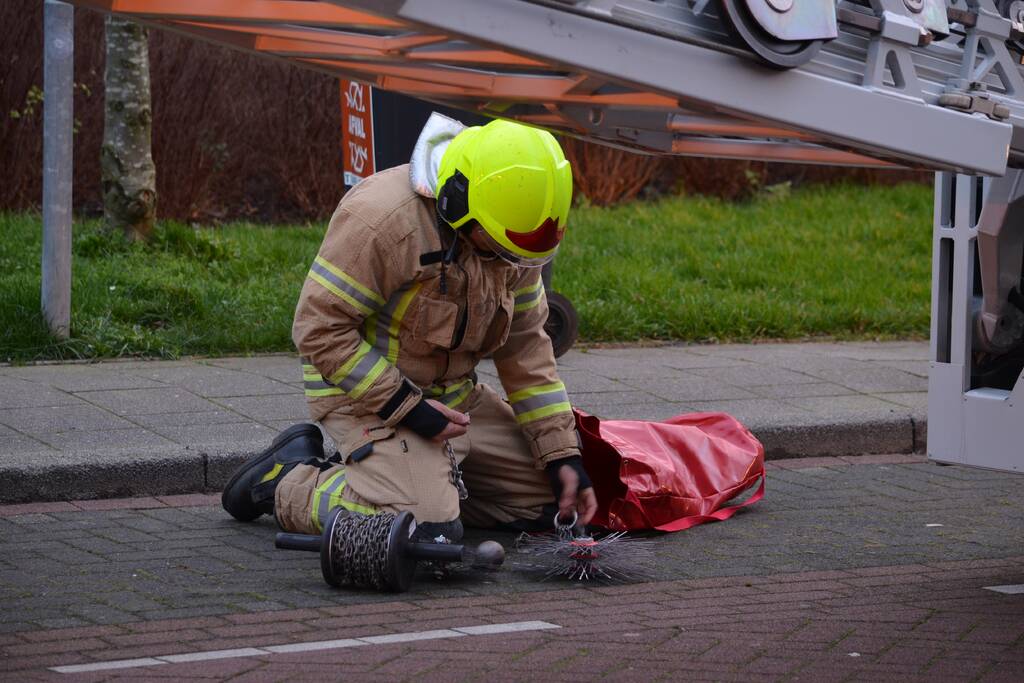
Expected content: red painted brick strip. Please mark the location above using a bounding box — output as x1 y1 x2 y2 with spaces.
0 501 78 517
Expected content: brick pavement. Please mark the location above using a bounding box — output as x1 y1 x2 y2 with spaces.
0 341 929 502
2 455 1023 681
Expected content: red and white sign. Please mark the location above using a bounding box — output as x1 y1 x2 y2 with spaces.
340 80 375 187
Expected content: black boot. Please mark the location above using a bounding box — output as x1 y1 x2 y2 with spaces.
222 423 325 522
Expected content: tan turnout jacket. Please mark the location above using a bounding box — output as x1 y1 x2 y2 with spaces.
293 164 579 467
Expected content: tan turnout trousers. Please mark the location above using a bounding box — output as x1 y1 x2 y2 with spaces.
275 383 554 535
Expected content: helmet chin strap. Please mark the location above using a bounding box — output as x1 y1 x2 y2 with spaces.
436 212 460 295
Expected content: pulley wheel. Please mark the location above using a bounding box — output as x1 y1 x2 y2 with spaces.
996 0 1024 56
717 0 824 69
544 292 579 358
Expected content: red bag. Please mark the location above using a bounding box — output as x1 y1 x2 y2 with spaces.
576 409 765 532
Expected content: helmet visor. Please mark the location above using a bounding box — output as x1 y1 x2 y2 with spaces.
470 223 557 268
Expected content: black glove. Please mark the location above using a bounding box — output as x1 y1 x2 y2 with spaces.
378 382 448 439
398 399 448 439
545 456 593 502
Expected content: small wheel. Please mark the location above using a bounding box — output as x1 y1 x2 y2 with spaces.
545 292 579 358
997 0 1024 56
717 0 823 69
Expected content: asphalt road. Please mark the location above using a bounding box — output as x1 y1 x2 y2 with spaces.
2 454 1023 682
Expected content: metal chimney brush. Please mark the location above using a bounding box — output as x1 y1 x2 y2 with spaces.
512 511 657 582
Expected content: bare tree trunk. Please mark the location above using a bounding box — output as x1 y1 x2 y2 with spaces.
102 16 155 241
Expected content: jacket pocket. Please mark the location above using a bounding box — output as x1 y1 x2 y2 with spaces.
413 292 460 350
477 290 514 356
341 414 396 464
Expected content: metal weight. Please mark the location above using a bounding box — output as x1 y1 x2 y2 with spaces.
275 509 504 592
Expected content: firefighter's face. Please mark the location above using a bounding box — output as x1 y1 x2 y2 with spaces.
466 221 495 254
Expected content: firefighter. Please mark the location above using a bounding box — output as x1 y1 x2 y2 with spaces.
222 114 596 542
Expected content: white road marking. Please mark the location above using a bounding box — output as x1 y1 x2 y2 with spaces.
983 584 1024 594
50 658 167 673
49 620 561 674
360 629 466 644
454 621 562 635
159 647 267 663
263 638 363 654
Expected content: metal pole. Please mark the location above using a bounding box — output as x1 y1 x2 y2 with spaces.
42 0 74 339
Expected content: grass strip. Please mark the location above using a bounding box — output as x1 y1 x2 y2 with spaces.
557 182 932 343
0 183 932 362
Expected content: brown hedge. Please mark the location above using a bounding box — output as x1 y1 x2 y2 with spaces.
2 0 927 220
1 0 342 222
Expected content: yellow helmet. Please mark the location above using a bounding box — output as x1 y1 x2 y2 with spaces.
436 119 572 267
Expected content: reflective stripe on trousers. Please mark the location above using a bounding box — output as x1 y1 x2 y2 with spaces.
310 468 377 532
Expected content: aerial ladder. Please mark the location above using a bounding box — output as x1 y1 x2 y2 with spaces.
60 0 1024 472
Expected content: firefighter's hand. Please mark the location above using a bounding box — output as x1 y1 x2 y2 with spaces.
548 457 598 526
426 399 470 442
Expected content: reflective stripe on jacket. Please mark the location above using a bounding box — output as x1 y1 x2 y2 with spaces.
292 165 579 466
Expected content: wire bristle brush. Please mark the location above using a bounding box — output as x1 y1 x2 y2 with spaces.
513 511 656 582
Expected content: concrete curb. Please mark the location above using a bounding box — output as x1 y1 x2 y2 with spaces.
755 416 925 460
0 416 927 504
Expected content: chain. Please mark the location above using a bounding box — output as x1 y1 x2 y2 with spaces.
330 511 395 590
445 440 469 500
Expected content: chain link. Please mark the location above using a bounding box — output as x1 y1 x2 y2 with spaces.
330 511 396 590
445 440 469 500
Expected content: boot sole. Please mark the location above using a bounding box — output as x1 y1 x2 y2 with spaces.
221 423 323 522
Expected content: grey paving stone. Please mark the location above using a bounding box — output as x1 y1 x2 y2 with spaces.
0 433 56 455
617 374 757 402
67 603 137 625
36 428 176 453
570 390 661 408
0 404 134 434
203 355 301 383
475 359 498 377
70 359 196 371
152 422 277 447
877 392 929 414
0 342 936 502
131 365 297 398
130 410 253 429
216 395 309 421
827 342 930 361
786 395 915 419
0 377 79 409
811 366 929 393
557 370 635 393
687 398 813 426
76 388 222 416
585 403 696 421
746 383 857 399
874 359 930 378
570 346 743 370
34 616 92 630
688 365 821 387
559 355 723 379
3 365 165 392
